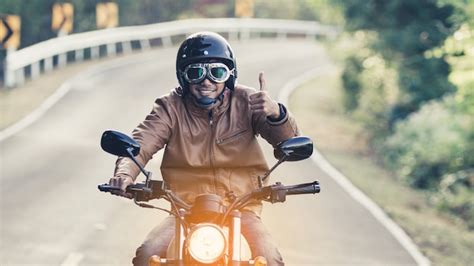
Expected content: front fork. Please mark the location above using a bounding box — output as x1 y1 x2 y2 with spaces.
229 210 242 264
229 211 267 266
174 209 186 261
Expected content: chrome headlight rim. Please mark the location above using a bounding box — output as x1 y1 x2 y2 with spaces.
186 223 227 264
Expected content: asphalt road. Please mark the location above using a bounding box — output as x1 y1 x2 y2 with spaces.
0 39 418 265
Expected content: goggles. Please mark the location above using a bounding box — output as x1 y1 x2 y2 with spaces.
182 63 233 84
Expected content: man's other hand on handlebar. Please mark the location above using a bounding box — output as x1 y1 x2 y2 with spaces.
109 175 134 198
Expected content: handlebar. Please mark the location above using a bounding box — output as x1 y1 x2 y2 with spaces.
98 181 164 202
98 179 320 211
251 181 320 204
98 183 151 194
285 181 320 195
98 180 191 210
98 184 122 193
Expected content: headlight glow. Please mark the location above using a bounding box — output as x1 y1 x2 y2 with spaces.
186 223 226 264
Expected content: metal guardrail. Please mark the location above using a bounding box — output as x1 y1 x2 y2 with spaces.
3 18 339 88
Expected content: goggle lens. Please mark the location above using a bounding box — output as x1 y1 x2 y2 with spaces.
187 67 205 80
183 63 232 84
210 67 227 79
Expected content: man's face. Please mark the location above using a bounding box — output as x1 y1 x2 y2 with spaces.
189 77 225 100
187 60 226 100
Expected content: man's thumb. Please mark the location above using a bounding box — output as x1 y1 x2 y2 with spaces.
259 72 266 91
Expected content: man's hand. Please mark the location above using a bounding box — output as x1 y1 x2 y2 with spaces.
108 175 134 198
249 72 280 120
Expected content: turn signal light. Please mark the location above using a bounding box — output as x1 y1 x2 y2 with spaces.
148 255 161 266
254 256 267 266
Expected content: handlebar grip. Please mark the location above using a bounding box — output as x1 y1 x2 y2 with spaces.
98 182 159 202
286 181 320 195
98 184 122 192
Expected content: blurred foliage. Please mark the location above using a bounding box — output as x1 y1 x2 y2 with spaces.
353 54 398 140
336 0 461 122
384 98 473 189
334 0 474 227
437 171 474 229
383 90 474 225
254 0 343 24
341 54 363 111
342 1 456 56
0 0 56 48
394 56 456 122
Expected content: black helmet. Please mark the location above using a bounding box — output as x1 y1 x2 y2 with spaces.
176 32 237 92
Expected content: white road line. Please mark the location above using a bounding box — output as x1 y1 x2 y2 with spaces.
0 81 71 142
60 252 84 266
279 67 431 266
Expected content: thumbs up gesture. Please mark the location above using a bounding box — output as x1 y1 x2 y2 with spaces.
249 72 281 120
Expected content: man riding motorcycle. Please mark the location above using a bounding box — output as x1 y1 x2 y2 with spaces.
108 31 300 266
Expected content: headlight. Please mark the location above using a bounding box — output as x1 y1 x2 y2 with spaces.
186 223 226 264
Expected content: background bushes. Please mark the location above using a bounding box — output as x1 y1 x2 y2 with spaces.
335 0 474 227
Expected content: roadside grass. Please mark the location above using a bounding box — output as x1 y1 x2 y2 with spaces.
289 68 474 265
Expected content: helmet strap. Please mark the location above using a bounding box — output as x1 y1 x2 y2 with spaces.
196 96 217 107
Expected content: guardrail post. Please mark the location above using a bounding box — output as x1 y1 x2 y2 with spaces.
106 43 116 57
58 53 67 68
75 49 84 62
4 67 15 88
122 41 132 54
4 48 16 88
15 68 25 86
91 46 100 59
240 29 250 41
162 36 172 48
44 57 54 72
140 39 151 50
31 61 41 80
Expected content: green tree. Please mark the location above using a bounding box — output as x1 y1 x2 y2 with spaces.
337 0 461 121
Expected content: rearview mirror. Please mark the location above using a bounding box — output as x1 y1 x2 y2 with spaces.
274 136 313 162
101 130 140 157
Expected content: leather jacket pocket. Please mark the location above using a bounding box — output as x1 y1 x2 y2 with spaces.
216 129 249 145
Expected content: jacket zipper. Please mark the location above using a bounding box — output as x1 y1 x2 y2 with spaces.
208 110 218 192
208 110 214 126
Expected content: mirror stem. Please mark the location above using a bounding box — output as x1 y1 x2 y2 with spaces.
126 148 151 182
261 156 287 182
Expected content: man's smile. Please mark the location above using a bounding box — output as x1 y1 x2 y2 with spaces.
197 87 217 95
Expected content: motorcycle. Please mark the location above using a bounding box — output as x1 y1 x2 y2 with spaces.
98 130 320 265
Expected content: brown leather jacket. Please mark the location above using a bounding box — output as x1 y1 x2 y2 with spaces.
114 84 299 214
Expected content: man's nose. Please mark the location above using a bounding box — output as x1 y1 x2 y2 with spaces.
200 77 213 85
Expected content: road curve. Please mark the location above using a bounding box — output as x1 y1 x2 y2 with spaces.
0 40 418 265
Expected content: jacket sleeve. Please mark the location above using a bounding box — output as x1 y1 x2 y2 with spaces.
114 97 173 181
252 103 300 148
